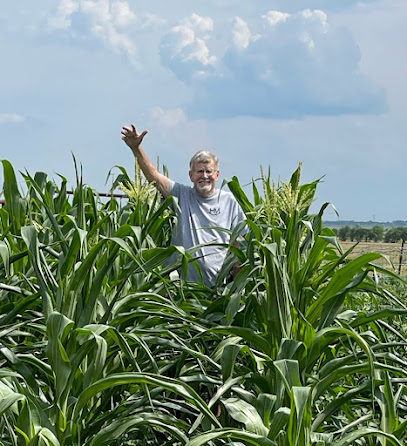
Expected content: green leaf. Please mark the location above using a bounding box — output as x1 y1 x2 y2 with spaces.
72 372 222 430
1 159 24 232
21 225 55 318
335 428 402 446
287 386 311 446
0 240 11 276
306 253 382 326
221 344 241 381
45 312 74 403
0 392 25 417
88 413 188 446
274 359 302 391
222 397 269 436
187 428 277 446
208 327 272 356
268 407 290 440
256 393 277 428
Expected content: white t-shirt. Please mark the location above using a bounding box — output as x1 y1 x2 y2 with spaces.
169 180 246 286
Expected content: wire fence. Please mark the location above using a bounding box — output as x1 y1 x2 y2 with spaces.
341 241 407 275
0 190 127 207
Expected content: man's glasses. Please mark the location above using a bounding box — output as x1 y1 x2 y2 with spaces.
193 169 218 176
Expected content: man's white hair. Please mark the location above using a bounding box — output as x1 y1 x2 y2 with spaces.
189 150 219 170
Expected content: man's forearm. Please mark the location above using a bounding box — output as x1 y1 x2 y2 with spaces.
122 124 170 197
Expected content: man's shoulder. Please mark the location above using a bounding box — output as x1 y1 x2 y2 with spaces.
169 181 193 197
218 188 238 202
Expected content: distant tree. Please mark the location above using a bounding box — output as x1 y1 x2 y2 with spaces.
360 228 371 242
363 228 372 242
352 226 368 242
338 226 350 241
349 226 358 242
384 227 406 243
371 225 385 242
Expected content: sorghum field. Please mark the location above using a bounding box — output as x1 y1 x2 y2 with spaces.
1 159 407 446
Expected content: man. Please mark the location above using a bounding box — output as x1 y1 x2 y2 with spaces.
121 124 246 286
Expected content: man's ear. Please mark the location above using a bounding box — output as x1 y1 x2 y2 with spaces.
189 170 193 182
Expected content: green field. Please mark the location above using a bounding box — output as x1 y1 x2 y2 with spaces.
1 160 407 446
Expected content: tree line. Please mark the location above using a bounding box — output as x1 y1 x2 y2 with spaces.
332 225 407 243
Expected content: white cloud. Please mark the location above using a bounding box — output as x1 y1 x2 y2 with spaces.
80 0 110 22
300 9 328 32
181 13 214 36
160 9 386 119
262 10 290 26
159 13 216 82
46 0 163 67
0 113 25 125
44 3 386 120
232 17 251 49
110 1 137 27
93 22 137 63
185 38 215 65
149 107 187 128
47 0 79 30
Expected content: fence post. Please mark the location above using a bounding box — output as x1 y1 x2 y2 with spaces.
398 239 405 275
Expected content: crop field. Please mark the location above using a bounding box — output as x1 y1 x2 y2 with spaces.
340 240 407 275
1 160 407 446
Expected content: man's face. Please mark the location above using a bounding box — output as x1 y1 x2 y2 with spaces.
189 160 220 197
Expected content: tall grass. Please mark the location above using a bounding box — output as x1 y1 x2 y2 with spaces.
1 159 407 445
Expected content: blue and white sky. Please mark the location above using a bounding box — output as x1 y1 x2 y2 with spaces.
1 0 406 221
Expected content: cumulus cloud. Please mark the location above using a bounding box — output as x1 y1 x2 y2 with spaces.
0 113 25 125
46 0 164 66
159 13 216 81
160 9 386 119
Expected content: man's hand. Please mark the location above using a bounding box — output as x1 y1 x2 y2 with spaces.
120 123 171 197
121 124 148 155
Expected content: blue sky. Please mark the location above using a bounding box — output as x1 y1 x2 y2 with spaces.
1 0 406 221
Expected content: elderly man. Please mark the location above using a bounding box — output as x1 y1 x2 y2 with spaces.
121 124 245 286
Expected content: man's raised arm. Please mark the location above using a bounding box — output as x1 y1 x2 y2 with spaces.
121 124 171 198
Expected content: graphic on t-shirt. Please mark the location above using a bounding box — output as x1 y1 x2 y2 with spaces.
209 207 221 215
